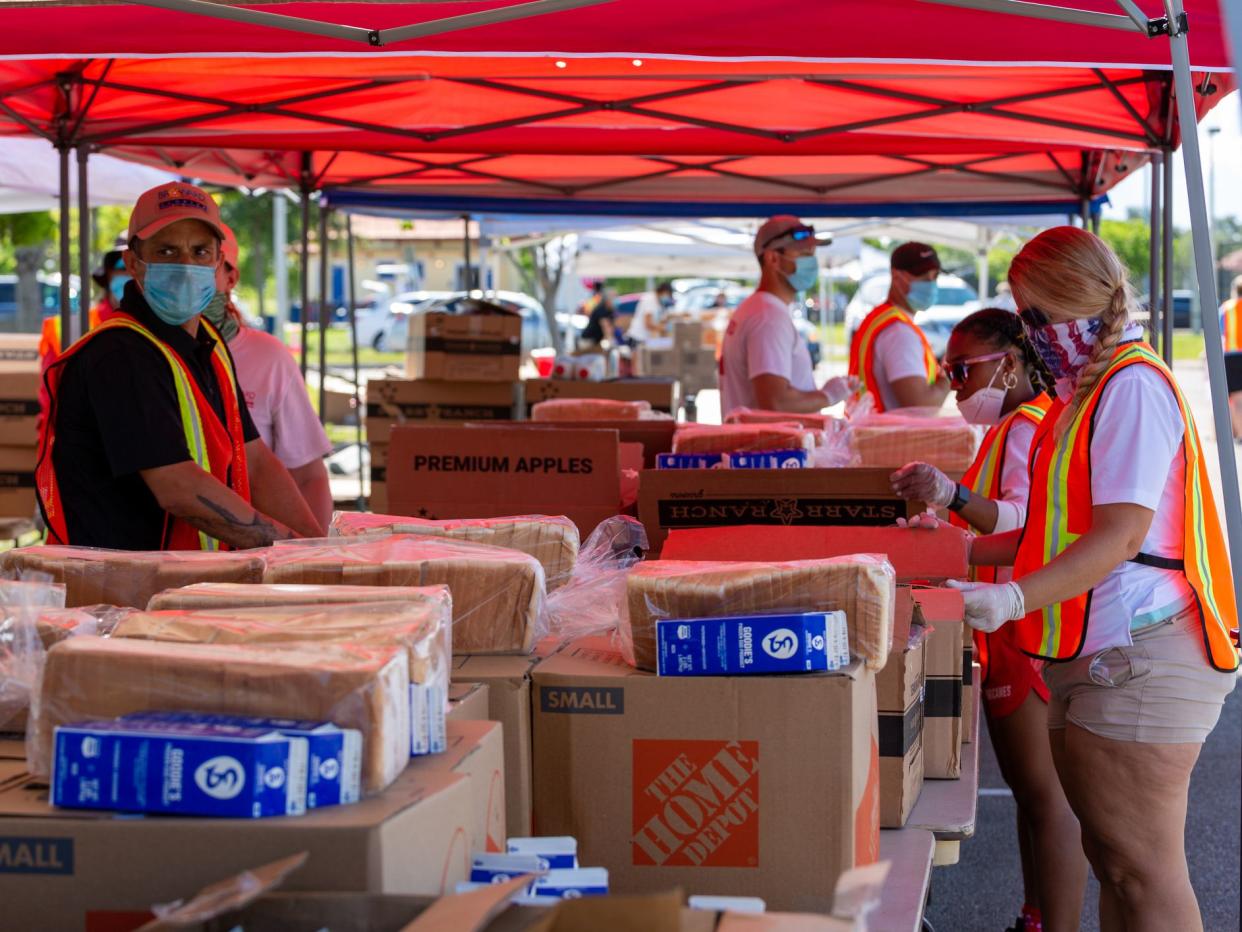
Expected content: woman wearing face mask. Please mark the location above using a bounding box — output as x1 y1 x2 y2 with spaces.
891 308 1086 932
955 227 1238 932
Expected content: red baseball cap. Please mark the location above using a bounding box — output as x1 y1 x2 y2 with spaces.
127 182 226 243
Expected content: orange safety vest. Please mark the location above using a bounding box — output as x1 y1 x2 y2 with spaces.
950 394 1051 683
848 302 937 413
1012 342 1239 672
38 306 105 361
1221 298 1242 352
36 315 251 551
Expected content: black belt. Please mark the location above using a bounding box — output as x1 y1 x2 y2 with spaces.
1130 552 1185 572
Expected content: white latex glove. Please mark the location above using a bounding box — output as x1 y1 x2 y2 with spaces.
896 509 949 530
821 375 859 406
946 579 1026 633
890 462 956 509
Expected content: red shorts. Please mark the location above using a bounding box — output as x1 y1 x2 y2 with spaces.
976 627 1050 720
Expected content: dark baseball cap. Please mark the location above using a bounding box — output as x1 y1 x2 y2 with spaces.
891 242 940 276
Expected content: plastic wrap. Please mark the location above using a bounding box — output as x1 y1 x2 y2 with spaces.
260 535 546 654
545 516 648 643
724 407 840 431
0 580 74 732
327 513 580 591
114 596 451 758
148 582 448 613
31 636 410 792
848 409 981 473
531 398 652 421
1 546 267 609
623 555 896 673
672 423 820 455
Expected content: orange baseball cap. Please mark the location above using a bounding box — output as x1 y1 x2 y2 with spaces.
220 223 239 270
127 182 226 243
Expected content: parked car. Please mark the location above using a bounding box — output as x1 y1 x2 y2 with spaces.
0 272 80 320
1138 289 1195 330
844 272 981 358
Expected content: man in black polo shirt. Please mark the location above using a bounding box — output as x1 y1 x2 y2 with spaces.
39 182 322 550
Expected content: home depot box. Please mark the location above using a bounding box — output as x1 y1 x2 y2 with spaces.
0 369 40 446
531 636 880 912
875 629 926 828
453 654 540 838
408 309 522 382
0 763 473 931
387 425 623 537
411 720 506 855
366 378 521 444
522 378 680 417
448 682 491 722
639 469 927 553
475 419 677 470
915 589 965 780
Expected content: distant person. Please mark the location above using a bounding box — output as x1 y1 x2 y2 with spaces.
993 281 1018 312
719 215 852 415
580 286 618 347
848 242 950 412
628 281 674 343
202 225 334 532
712 291 729 309
1217 277 1242 440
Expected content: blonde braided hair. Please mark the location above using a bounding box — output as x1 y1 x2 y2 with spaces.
1008 226 1137 438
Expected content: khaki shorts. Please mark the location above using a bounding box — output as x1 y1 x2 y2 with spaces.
1044 606 1237 744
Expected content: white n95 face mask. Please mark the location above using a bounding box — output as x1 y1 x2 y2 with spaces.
956 362 1010 426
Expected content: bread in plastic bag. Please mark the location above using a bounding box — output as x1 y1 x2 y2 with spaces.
531 398 652 421
147 582 446 613
0 579 73 732
848 409 981 473
724 408 839 431
623 555 896 672
31 636 410 792
260 535 545 654
672 423 820 455
327 513 580 590
2 545 266 609
545 516 648 644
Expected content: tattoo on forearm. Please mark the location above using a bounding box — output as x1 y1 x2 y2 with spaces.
192 494 293 547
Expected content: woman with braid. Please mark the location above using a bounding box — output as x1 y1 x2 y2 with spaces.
892 308 1086 932
953 227 1238 932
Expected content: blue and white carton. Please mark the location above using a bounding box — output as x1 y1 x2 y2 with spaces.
469 852 544 884
120 712 361 808
52 719 309 818
656 452 724 469
655 611 850 676
729 449 808 469
530 868 609 899
506 836 578 870
412 682 448 757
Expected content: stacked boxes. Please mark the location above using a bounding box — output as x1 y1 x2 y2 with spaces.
914 589 965 780
875 629 926 828
406 308 522 382
633 321 715 396
0 352 42 519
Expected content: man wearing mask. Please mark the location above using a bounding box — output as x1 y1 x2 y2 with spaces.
720 216 852 416
627 281 674 343
202 225 334 531
849 242 950 413
37 182 323 550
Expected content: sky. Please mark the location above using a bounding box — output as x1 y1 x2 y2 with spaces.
1103 90 1241 227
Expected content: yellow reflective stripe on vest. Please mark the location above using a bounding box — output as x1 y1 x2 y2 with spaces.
90 318 218 550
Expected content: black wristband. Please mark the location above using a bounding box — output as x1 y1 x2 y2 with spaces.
947 483 970 513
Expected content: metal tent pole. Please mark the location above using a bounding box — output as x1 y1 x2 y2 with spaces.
1090 209 1100 236
1149 155 1163 357
299 156 312 380
273 193 289 336
75 147 90 342
1079 195 1090 228
57 145 71 343
1166 0 1242 609
462 214 472 292
1162 148 1174 366
345 213 364 508
317 204 330 426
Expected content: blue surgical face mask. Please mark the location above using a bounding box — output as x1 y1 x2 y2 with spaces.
108 274 131 305
907 279 939 312
783 254 819 293
137 261 217 326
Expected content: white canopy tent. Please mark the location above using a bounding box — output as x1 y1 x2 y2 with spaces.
0 138 173 214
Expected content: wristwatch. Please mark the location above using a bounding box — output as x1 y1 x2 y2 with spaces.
947 483 970 513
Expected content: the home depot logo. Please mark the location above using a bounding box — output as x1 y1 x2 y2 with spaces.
632 739 759 868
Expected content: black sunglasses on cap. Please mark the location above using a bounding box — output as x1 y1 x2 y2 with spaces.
760 224 818 253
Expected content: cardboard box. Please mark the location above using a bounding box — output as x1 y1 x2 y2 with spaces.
521 379 680 417
875 630 926 828
407 310 522 382
366 379 521 444
962 650 976 746
0 444 37 517
386 426 622 537
915 590 965 780
0 370 40 445
639 469 927 553
370 481 388 513
452 654 540 838
448 682 491 722
531 636 880 912
0 763 473 931
411 720 506 855
475 418 677 470
0 332 41 369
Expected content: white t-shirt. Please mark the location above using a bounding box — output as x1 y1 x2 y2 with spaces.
871 321 930 412
228 327 333 470
1080 365 1193 653
627 293 663 343
993 416 1035 537
720 291 816 416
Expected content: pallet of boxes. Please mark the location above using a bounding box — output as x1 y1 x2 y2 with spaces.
366 299 523 511
634 320 717 399
0 513 605 928
0 333 43 539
